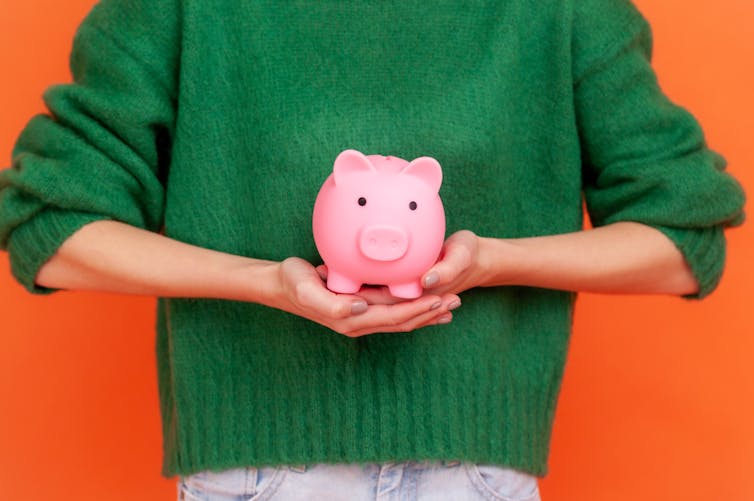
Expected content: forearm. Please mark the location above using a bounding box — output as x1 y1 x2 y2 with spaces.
34 219 460 336
479 222 699 295
35 220 277 302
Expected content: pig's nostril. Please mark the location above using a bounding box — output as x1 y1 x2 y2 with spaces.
391 240 398 247
369 238 377 245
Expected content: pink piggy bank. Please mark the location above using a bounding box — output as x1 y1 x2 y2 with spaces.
312 149 446 299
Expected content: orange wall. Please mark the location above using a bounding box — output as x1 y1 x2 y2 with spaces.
1 2 752 500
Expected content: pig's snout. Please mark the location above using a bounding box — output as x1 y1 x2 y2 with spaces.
359 225 409 262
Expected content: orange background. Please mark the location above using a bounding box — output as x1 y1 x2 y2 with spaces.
1 1 752 500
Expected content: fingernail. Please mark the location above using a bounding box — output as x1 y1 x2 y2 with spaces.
436 314 452 324
430 301 442 311
447 300 461 311
424 272 439 287
351 301 368 315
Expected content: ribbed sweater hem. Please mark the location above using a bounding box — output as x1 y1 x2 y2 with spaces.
654 225 725 299
156 293 569 480
7 208 109 294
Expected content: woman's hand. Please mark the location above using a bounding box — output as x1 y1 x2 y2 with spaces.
419 230 490 297
268 257 461 337
34 221 461 335
327 230 486 312
411 223 700 296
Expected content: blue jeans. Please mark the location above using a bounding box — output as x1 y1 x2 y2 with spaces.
177 461 541 500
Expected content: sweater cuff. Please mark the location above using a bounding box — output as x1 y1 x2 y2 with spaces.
653 225 726 300
7 208 110 294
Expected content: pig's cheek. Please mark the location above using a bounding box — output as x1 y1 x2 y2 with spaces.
416 203 445 240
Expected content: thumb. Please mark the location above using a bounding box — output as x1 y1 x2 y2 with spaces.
422 230 477 288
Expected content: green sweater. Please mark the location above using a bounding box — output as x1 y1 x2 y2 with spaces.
0 0 744 477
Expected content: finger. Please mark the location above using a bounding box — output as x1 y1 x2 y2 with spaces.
414 292 460 324
295 279 368 318
381 293 460 332
387 308 454 332
348 306 454 337
341 293 460 337
422 230 477 288
385 293 461 333
337 294 442 335
353 286 407 305
315 264 328 281
281 259 367 317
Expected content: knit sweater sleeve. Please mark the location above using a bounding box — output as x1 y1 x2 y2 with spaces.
572 0 746 299
0 0 180 294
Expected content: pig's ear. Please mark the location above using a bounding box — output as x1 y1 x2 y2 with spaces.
401 157 442 193
333 149 376 185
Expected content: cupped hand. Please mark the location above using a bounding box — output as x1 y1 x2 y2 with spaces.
270 257 459 337
419 230 490 297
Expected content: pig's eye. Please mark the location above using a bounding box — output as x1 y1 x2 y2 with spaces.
358 197 367 206
409 201 418 211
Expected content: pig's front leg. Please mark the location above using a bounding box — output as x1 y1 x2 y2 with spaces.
388 280 423 299
326 270 362 294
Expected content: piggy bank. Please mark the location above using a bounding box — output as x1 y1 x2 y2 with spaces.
312 149 446 299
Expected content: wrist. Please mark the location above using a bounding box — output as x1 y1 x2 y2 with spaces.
476 236 528 288
219 256 281 304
